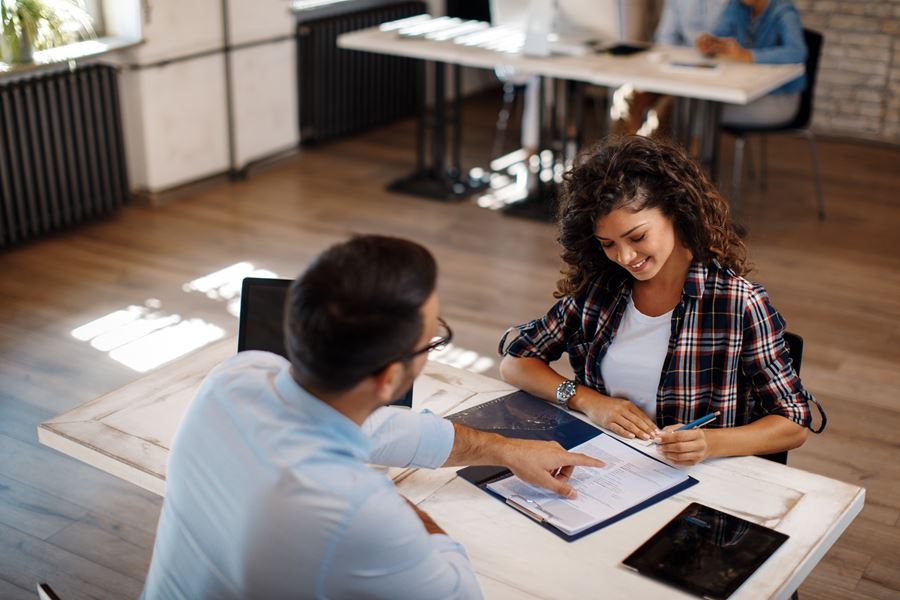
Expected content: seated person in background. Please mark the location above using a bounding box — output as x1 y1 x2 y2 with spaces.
499 136 818 466
696 0 807 126
142 235 603 600
614 0 729 136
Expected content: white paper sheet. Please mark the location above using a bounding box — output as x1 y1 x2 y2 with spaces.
488 433 690 535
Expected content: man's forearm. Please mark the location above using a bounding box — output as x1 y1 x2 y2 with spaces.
442 423 508 467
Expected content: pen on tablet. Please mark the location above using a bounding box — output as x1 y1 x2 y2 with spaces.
675 411 720 431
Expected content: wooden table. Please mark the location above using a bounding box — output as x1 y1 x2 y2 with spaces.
339 21 803 104
39 340 864 599
336 17 805 208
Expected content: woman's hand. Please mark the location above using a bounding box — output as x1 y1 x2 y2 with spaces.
695 35 752 62
654 425 712 465
574 389 659 441
715 37 753 61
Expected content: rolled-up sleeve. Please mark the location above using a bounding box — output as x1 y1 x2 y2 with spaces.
750 7 806 65
363 407 455 469
501 295 580 363
741 285 812 427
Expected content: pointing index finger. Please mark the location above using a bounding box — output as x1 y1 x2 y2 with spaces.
562 451 606 469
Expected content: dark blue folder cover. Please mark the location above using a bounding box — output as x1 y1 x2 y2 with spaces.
448 390 698 542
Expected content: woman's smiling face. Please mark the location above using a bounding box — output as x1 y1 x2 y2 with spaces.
594 205 678 282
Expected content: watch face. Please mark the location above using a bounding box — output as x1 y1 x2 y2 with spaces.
557 381 576 404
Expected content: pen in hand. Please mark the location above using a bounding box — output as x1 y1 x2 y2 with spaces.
653 411 721 444
675 411 720 431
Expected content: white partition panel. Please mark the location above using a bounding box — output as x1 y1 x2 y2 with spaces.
131 0 224 64
227 0 296 45
230 39 299 168
137 54 231 191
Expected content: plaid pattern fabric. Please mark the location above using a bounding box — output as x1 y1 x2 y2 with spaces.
502 261 813 429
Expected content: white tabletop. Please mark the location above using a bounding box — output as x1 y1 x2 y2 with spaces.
337 18 804 105
39 339 863 599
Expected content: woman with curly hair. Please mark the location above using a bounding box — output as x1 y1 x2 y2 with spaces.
499 135 819 465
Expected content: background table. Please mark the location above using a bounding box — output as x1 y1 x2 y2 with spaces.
337 17 805 210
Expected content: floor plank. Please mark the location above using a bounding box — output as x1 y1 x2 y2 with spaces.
0 522 145 600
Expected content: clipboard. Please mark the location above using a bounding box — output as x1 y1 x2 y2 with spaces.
448 391 698 542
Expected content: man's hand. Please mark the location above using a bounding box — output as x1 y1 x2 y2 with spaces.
404 498 446 535
496 439 605 499
574 389 659 441
654 425 712 465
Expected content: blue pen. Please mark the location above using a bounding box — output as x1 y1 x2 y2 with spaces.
675 411 720 431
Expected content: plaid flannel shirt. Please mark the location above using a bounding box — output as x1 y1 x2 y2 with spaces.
502 261 814 429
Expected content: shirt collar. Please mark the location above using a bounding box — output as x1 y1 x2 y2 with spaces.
273 366 374 461
682 261 709 300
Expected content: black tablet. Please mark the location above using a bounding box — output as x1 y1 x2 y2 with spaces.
622 502 788 599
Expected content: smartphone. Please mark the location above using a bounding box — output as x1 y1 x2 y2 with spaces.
668 61 718 69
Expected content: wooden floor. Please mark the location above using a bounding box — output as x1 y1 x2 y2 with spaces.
1 94 898 599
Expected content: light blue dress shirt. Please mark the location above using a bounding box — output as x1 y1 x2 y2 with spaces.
712 0 807 94
142 351 481 600
655 0 730 47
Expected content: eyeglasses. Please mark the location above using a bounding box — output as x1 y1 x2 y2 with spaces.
400 316 453 361
372 317 454 375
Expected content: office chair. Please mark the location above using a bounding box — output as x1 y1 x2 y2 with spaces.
724 29 825 220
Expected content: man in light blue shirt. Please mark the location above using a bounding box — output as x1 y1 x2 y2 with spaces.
142 235 604 599
655 0 730 48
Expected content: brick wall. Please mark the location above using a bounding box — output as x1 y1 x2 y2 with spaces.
794 0 900 143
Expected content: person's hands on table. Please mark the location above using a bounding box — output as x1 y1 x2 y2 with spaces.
654 424 712 466
574 388 660 442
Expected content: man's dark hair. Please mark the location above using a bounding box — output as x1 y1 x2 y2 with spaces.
284 235 437 394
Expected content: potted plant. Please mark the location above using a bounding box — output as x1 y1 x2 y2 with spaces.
1 0 94 64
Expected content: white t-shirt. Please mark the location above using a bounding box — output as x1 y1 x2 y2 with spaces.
599 295 673 421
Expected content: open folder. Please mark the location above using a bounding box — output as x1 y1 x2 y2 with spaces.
448 391 697 541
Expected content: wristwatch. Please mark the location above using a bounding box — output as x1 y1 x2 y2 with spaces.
555 380 577 410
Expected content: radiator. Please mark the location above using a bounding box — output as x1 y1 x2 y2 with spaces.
0 64 129 248
296 1 425 144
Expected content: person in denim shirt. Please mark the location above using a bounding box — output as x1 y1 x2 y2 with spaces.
697 0 807 126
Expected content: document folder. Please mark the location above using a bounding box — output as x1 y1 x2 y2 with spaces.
448 391 698 541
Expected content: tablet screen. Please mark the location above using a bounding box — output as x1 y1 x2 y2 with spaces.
623 502 788 599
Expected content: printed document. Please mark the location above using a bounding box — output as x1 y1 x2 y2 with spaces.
488 433 689 535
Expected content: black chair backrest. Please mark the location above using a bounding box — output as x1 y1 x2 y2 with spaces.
756 331 804 465
788 28 823 130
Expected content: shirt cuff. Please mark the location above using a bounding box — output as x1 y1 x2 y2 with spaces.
363 407 455 469
409 410 455 468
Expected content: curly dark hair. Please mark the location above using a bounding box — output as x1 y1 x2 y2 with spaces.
555 135 749 298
